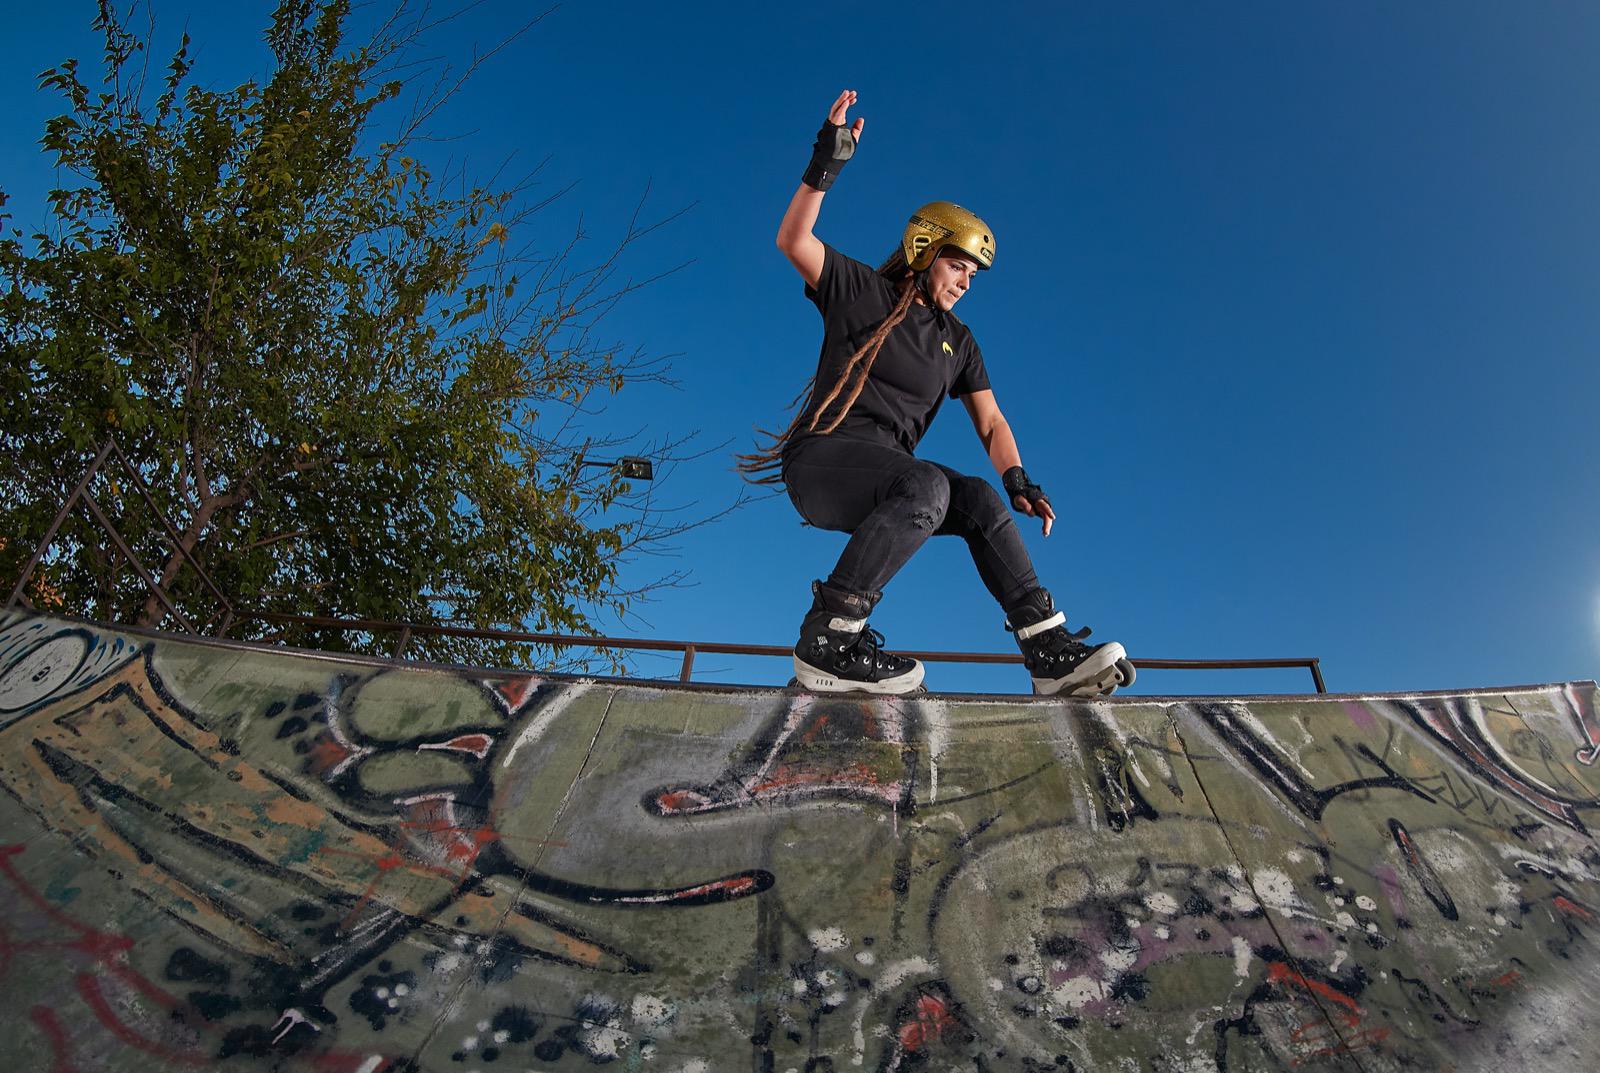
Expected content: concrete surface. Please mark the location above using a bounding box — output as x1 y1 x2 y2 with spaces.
2 610 1599 1071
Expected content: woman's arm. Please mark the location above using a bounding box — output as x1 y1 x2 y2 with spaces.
962 390 1056 537
777 89 863 289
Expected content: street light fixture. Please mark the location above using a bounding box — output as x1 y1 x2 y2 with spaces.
577 455 654 481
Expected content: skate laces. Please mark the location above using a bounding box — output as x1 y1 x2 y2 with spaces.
1032 622 1094 662
842 626 897 670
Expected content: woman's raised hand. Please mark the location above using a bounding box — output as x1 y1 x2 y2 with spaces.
828 89 865 142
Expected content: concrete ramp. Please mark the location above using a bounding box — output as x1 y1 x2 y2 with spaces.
2 610 1599 1072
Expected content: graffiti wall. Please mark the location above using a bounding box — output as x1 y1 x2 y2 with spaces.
2 611 1599 1072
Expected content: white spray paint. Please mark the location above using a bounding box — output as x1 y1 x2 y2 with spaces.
1230 936 1252 979
1251 868 1303 917
809 926 849 951
499 683 587 768
923 697 952 802
1050 976 1109 1009
1143 892 1180 916
1234 707 1317 779
846 957 937 1067
631 994 674 1026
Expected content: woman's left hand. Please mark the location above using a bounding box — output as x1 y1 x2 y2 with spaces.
1013 493 1055 537
1003 466 1055 537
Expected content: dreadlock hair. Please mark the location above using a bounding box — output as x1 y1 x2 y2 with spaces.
736 248 919 485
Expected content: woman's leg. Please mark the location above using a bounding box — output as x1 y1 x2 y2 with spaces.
784 437 951 595
930 464 1129 696
783 437 943 693
932 464 1040 609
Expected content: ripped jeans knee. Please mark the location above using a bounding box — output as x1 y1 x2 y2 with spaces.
890 463 951 532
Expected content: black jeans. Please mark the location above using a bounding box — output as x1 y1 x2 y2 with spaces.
782 434 1040 610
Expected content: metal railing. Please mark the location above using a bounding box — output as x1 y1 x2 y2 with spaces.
236 612 1326 693
7 439 1327 694
5 440 238 635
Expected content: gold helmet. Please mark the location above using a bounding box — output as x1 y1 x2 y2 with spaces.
901 201 996 273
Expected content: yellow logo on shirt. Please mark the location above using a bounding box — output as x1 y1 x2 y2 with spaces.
942 341 954 357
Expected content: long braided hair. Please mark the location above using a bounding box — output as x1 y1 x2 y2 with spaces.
736 249 919 485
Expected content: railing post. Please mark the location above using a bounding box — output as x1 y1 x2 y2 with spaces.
109 439 235 619
679 645 696 683
393 626 413 659
1310 659 1327 694
79 491 197 635
6 441 116 611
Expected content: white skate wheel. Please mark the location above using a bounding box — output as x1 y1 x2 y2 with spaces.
1115 658 1136 688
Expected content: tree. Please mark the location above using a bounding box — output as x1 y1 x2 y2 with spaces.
0 1 711 667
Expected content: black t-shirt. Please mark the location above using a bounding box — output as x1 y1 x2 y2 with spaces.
785 244 990 457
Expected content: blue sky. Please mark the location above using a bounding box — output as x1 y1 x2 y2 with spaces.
6 2 1599 696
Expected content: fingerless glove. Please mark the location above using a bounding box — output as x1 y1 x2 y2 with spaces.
802 121 857 192
1002 466 1050 512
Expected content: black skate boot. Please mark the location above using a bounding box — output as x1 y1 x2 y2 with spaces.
793 581 925 694
1005 590 1132 697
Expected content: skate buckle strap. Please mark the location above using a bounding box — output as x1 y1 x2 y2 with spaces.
828 616 867 634
1013 611 1066 641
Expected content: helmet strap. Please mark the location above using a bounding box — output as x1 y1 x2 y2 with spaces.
914 268 948 330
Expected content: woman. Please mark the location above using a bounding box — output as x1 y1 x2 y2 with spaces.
739 90 1130 697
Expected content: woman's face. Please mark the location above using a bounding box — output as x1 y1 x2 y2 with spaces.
926 251 980 311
